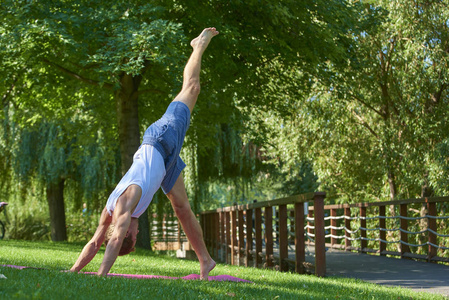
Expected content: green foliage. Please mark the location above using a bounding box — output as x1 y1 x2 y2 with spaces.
7 213 50 241
0 0 185 83
8 116 121 200
271 0 449 202
429 138 449 196
2 184 104 242
66 208 101 243
0 1 185 214
5 196 50 241
150 0 364 207
3 0 447 241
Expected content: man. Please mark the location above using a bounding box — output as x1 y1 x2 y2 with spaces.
70 28 219 279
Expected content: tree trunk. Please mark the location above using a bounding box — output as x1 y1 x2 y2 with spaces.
137 212 151 249
421 171 433 198
116 74 142 174
116 72 152 250
46 178 67 241
418 171 433 253
387 170 396 201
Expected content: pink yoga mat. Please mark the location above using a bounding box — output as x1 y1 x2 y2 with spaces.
1 265 252 283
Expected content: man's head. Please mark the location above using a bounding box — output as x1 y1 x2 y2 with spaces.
104 218 139 256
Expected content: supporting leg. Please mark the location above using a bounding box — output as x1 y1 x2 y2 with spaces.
166 174 216 279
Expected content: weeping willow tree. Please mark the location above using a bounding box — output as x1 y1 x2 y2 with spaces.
182 122 261 212
0 63 121 240
2 116 121 241
181 114 319 212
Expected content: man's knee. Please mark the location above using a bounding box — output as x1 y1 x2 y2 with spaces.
170 198 192 219
173 201 191 215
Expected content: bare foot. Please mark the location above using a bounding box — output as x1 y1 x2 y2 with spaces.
190 27 219 51
200 258 216 280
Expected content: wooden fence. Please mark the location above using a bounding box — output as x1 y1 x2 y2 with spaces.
150 213 188 251
200 192 327 277
309 196 449 263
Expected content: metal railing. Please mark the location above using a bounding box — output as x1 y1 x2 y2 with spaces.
308 196 449 263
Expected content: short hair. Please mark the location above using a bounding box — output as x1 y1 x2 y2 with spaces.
104 224 135 256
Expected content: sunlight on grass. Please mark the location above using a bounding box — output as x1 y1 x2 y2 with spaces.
0 240 445 300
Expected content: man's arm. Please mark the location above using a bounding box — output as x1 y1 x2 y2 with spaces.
70 207 112 272
97 210 132 275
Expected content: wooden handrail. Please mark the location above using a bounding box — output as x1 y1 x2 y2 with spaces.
308 196 449 210
200 192 324 214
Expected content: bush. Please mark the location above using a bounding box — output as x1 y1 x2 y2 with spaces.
7 211 51 241
66 210 99 243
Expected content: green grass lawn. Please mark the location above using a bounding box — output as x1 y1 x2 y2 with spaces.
0 240 445 300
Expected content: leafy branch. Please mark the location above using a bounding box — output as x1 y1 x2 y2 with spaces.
42 58 114 90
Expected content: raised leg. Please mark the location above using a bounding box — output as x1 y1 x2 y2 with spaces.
166 174 216 279
173 27 219 113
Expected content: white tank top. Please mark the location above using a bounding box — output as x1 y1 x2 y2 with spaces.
106 145 165 218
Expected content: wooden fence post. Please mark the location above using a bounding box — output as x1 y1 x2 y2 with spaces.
177 218 182 250
220 211 225 262
213 212 218 258
201 214 207 249
205 213 210 252
330 208 337 247
313 192 326 277
209 213 213 253
295 202 305 274
163 214 167 240
279 204 288 272
246 209 253 267
427 200 437 261
215 212 220 258
210 214 214 251
255 207 262 267
400 203 410 257
344 207 351 251
360 206 367 252
275 209 280 244
379 205 386 256
231 207 237 265
225 211 231 264
265 206 274 268
238 209 245 266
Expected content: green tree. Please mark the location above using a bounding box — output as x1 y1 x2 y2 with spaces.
1 0 364 243
1 0 185 245
1 75 120 240
162 0 362 206
280 0 449 202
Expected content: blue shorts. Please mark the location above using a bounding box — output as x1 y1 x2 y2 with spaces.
141 101 191 194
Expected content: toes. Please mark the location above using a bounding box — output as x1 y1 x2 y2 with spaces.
203 27 219 37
